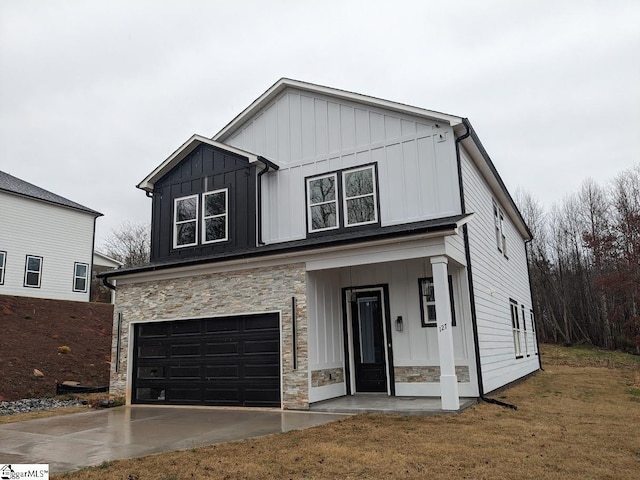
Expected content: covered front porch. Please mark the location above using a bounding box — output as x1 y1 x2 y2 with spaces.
305 229 479 411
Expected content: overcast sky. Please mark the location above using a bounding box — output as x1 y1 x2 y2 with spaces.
1 0 639 247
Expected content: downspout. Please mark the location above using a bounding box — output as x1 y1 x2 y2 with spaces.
525 238 544 371
257 164 269 246
102 275 116 291
456 118 517 411
256 156 279 246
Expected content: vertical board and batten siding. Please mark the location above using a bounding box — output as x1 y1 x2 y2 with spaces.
460 149 539 392
225 89 461 244
150 144 257 262
0 192 94 301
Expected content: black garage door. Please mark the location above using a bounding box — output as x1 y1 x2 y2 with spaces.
132 313 280 407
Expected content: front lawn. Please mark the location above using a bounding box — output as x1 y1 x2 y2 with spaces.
55 344 639 479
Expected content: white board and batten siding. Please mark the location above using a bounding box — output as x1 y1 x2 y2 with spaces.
460 148 539 393
0 192 95 302
225 89 461 244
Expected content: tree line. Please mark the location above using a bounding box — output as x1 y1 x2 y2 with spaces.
516 164 640 353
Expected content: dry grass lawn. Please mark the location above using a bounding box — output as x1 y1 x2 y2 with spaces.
52 344 639 479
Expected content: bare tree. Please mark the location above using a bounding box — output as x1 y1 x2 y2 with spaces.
101 221 151 267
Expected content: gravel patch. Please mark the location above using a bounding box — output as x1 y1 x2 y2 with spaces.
0 398 86 415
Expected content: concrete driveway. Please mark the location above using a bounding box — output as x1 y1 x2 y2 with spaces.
0 406 350 473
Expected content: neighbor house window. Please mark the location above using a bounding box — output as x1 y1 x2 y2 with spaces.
419 275 456 327
307 173 339 232
510 299 522 358
343 165 377 227
0 251 6 285
73 262 89 293
306 164 379 234
493 200 507 257
202 189 228 243
24 255 43 288
174 194 198 248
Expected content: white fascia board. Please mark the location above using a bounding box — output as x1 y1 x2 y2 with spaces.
137 134 263 192
213 78 464 142
93 251 124 268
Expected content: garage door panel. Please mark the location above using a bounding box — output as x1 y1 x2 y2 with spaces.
205 365 240 378
133 313 280 407
205 341 239 356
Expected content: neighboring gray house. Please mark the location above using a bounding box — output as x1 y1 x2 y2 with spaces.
100 79 540 411
0 170 102 302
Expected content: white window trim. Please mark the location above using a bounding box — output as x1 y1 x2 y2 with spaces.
202 188 229 244
342 165 378 228
24 255 43 288
73 262 89 293
0 251 6 285
510 299 522 358
173 194 199 249
493 200 508 258
531 310 538 355
306 173 339 233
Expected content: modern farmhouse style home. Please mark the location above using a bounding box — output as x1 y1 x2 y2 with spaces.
0 170 102 302
100 79 540 411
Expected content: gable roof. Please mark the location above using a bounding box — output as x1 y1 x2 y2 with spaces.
213 78 464 142
0 170 102 216
137 134 279 193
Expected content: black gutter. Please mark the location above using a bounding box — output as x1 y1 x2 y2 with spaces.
456 119 517 410
102 276 116 291
98 214 470 280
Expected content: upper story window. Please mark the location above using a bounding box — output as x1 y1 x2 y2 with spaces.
203 189 228 243
73 262 89 293
306 164 379 234
174 195 199 248
307 173 338 232
343 166 378 227
419 275 456 328
493 200 507 258
0 251 6 285
24 255 43 288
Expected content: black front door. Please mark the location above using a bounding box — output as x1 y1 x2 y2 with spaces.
352 291 387 392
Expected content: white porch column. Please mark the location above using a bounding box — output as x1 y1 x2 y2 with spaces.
430 256 460 410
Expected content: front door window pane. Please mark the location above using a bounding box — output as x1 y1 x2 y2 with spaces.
358 297 381 364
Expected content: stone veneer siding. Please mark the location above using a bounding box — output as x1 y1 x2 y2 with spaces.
109 263 308 409
311 367 345 387
394 365 470 383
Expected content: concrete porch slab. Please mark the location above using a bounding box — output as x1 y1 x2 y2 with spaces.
309 395 477 415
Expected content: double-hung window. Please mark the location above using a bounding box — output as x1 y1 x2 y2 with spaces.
24 255 43 288
307 173 338 232
202 189 228 243
419 275 456 327
493 200 507 257
510 299 522 358
531 309 538 355
0 251 6 285
306 164 378 234
343 166 377 227
73 262 89 293
174 195 198 248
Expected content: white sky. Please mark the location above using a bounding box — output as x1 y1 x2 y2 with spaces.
1 0 639 246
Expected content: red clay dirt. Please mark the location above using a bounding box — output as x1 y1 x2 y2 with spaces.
0 295 113 401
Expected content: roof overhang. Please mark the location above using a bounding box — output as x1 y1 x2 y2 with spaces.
214 78 464 142
137 134 278 193
98 213 472 281
454 119 533 241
